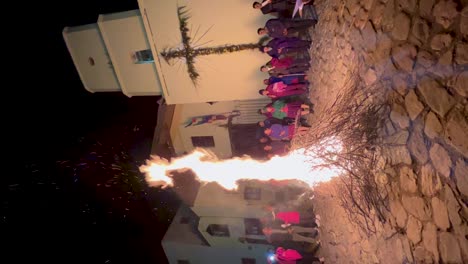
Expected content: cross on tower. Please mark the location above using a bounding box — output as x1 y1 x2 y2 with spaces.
160 6 267 84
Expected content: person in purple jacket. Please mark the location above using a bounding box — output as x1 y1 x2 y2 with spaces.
264 124 310 141
264 75 308 85
257 18 316 38
261 37 311 58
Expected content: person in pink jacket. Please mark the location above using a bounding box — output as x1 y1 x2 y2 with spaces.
264 204 320 228
268 247 325 264
259 81 308 99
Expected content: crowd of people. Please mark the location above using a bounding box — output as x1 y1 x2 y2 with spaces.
253 0 318 162
250 1 325 263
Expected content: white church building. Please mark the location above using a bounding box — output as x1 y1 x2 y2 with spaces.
62 1 280 263
63 0 272 104
63 0 272 161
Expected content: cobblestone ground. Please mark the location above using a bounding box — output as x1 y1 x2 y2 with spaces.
306 0 468 263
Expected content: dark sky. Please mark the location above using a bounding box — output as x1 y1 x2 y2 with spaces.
4 1 177 264
16 0 144 158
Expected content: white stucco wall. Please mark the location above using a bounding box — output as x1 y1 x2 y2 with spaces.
198 216 270 250
162 206 272 264
162 241 270 264
98 10 163 97
170 101 237 158
192 182 277 249
137 0 273 104
192 182 277 215
62 24 121 93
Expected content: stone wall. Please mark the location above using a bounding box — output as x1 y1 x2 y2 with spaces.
308 0 467 263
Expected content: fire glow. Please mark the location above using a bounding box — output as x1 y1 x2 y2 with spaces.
140 138 344 190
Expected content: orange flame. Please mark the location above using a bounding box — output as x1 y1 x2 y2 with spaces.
140 138 343 190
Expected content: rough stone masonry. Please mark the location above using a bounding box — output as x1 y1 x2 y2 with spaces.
307 0 468 263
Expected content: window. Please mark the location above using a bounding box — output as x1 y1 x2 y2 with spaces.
132 49 154 64
177 260 190 264
191 136 215 148
244 218 263 235
241 258 256 264
180 217 190 224
206 224 230 237
244 187 261 200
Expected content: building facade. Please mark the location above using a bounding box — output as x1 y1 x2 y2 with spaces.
167 99 270 159
164 179 310 264
63 1 272 103
63 23 121 93
63 9 163 97
97 10 163 96
162 204 271 264
62 4 286 262
136 0 271 104
63 2 275 159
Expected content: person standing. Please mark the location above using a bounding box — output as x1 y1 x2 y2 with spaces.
252 0 295 17
261 37 311 58
259 100 311 120
257 18 316 38
259 81 308 99
264 75 308 86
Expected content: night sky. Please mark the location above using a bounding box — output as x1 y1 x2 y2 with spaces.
4 1 178 263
